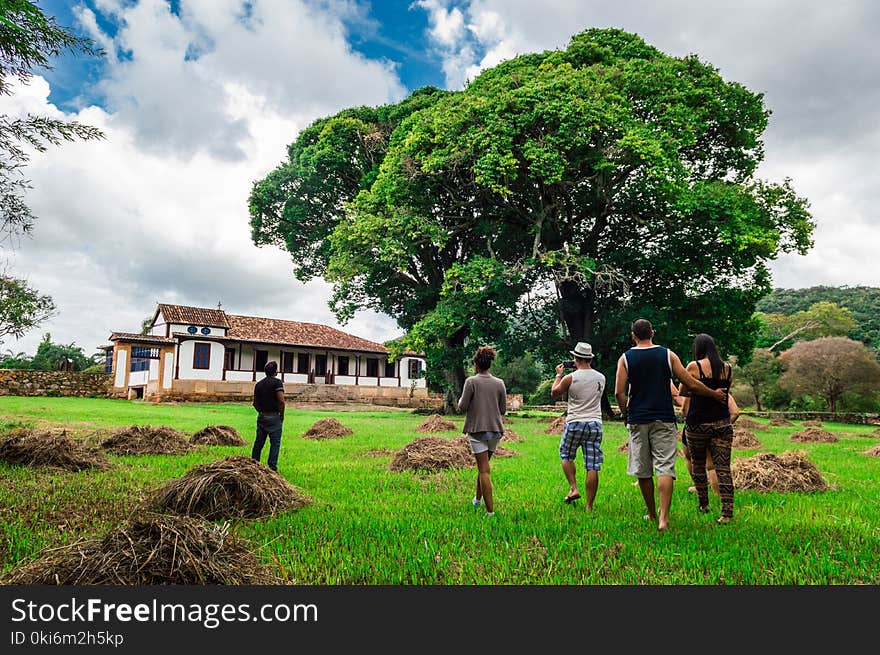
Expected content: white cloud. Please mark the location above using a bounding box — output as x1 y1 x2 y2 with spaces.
0 0 408 355
76 0 406 159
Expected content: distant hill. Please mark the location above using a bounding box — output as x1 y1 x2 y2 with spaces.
756 286 880 349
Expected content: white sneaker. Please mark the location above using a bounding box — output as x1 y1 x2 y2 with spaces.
484 511 495 517
472 497 481 508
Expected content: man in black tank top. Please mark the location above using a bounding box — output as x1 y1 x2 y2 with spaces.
614 319 727 531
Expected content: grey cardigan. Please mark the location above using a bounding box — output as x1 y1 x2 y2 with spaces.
458 373 507 434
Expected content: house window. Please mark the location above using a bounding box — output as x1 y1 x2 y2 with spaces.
337 356 349 376
314 354 327 376
104 351 113 373
224 348 236 370
130 346 159 372
193 343 211 370
282 352 294 374
366 358 379 377
297 353 310 374
409 359 423 379
254 350 268 372
385 361 396 378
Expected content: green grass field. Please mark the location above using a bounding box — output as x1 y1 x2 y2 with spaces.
1 396 878 584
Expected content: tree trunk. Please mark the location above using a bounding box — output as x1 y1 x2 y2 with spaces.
441 334 468 415
558 280 595 343
752 384 762 412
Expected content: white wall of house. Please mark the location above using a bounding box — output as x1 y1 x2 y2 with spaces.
149 359 159 381
129 370 148 387
280 373 309 384
114 350 127 387
163 353 174 389
168 323 227 338
177 341 224 380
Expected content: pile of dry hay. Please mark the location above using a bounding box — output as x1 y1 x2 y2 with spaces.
864 445 880 457
415 414 458 433
150 456 312 520
0 429 109 472
732 427 763 450
502 428 524 442
770 418 795 427
301 418 353 440
190 425 246 446
389 436 516 473
101 425 193 455
731 451 827 492
0 514 282 585
390 436 474 472
736 417 768 431
802 419 824 428
790 428 839 443
544 416 566 434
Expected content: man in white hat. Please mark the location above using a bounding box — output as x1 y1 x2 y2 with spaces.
550 341 606 510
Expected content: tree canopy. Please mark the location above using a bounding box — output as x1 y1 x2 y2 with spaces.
779 337 880 413
756 301 858 352
756 286 880 351
0 271 54 343
250 28 814 403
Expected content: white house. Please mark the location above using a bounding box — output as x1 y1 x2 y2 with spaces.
104 303 428 403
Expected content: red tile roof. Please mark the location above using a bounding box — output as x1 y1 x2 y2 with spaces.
157 303 230 328
109 332 177 344
117 304 413 355
225 314 388 353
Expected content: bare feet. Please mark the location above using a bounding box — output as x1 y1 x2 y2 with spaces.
658 520 669 532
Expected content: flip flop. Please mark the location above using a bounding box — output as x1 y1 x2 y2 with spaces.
564 492 581 504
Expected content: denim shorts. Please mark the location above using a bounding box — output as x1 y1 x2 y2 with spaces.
468 431 502 455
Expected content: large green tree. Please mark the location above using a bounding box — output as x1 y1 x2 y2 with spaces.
250 29 813 404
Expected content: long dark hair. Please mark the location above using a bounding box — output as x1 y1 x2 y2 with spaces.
693 333 726 379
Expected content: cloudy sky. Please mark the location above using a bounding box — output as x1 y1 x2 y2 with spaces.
1 0 878 356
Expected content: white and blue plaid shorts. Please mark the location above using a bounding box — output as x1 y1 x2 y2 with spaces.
559 420 604 471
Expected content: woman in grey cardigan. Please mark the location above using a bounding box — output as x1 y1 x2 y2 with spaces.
458 345 507 517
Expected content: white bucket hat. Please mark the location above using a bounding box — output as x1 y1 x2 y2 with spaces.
570 342 594 359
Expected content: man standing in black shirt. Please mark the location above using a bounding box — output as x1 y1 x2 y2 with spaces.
252 361 285 471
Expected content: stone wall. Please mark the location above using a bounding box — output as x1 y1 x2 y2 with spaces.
746 410 880 426
148 378 442 408
0 369 119 398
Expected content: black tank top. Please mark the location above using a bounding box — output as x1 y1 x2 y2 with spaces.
624 346 676 424
685 361 731 424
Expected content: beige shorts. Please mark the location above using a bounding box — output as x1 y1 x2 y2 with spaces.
627 421 678 479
